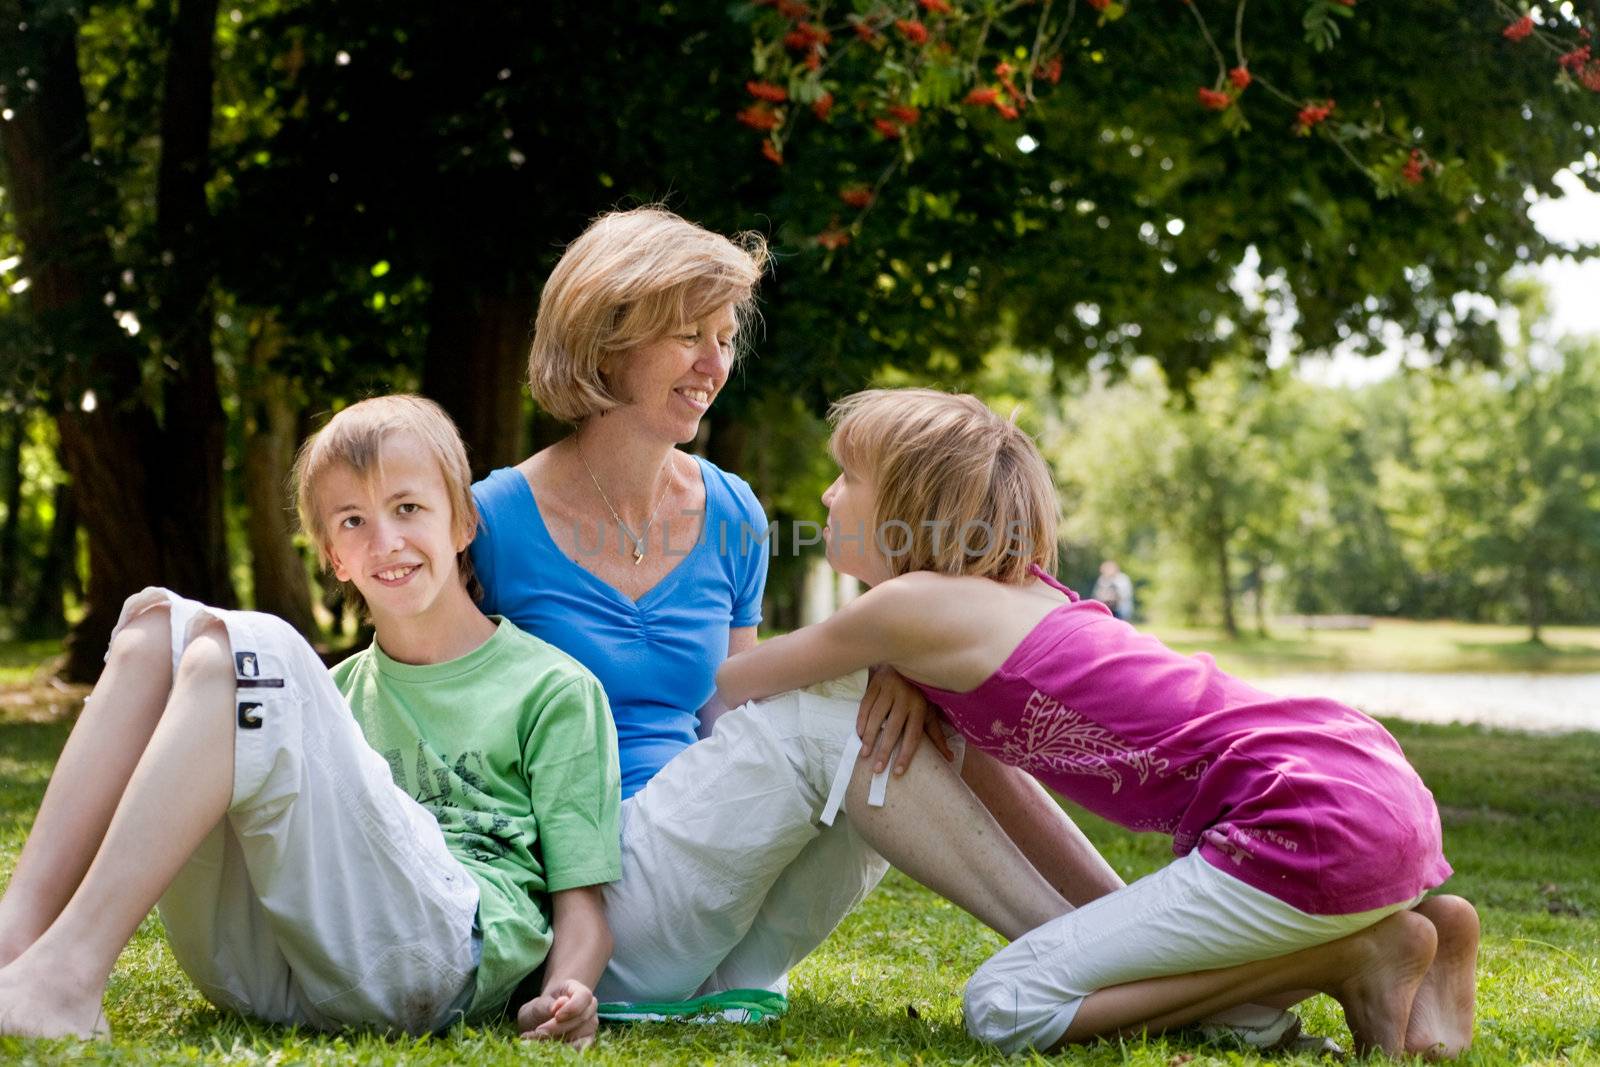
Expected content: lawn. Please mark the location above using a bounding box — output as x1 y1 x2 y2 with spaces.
1 664 1598 1064
1146 619 1600 677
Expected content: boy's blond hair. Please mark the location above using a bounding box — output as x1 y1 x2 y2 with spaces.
529 206 769 422
828 388 1059 584
292 395 480 612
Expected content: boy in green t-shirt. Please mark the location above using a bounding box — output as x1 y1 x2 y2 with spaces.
0 395 620 1046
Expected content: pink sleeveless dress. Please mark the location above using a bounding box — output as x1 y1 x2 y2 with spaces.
912 566 1452 915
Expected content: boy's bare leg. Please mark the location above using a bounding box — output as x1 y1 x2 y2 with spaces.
0 609 175 965
0 619 236 1039
1404 895 1478 1059
958 747 1123 904
1054 910 1438 1056
844 742 1072 940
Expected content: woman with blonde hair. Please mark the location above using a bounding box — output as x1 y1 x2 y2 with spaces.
468 207 1297 1043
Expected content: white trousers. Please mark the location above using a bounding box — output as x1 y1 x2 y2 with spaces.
964 850 1424 1053
112 589 480 1033
596 679 892 1002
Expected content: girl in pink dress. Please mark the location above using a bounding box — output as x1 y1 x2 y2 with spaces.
716 388 1478 1059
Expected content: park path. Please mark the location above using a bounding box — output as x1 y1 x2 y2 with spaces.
1247 671 1600 734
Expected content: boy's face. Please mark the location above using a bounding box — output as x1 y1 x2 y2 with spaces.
316 432 467 625
821 463 894 586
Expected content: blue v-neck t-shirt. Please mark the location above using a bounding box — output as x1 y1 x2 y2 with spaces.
470 457 769 798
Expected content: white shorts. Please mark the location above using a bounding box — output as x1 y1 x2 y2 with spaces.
111 589 481 1034
598 674 939 1003
964 850 1426 1052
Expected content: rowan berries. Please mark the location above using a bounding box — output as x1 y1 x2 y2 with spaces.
1503 16 1534 42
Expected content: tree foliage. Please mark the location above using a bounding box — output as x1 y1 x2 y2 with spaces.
0 0 1596 671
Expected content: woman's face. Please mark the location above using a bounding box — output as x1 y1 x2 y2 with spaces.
603 303 738 444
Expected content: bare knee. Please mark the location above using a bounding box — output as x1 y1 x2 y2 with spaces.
174 618 235 692
104 606 174 687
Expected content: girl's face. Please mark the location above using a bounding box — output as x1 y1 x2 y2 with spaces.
602 303 738 444
821 463 895 586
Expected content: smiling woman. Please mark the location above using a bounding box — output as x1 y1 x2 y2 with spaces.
463 207 1139 1025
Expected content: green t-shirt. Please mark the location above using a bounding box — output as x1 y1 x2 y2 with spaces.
332 618 622 1020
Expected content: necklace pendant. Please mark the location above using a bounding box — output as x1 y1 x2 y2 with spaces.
632 546 645 565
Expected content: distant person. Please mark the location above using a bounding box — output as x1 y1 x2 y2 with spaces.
1092 559 1135 621
0 396 619 1046
717 388 1478 1059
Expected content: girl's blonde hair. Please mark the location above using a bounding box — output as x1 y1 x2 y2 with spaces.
291 394 480 613
530 206 769 422
828 388 1059 584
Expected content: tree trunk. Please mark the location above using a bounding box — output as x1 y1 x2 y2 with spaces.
422 273 535 479
148 0 231 605
1525 560 1546 646
1250 558 1268 636
2 6 165 678
1211 507 1238 639
0 1 231 679
0 412 21 604
239 317 315 636
21 478 74 639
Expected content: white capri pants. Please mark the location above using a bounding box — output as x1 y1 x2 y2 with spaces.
111 589 481 1034
964 850 1425 1053
597 674 958 1003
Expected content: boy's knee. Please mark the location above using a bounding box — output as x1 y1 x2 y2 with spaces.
107 605 173 676
175 618 235 687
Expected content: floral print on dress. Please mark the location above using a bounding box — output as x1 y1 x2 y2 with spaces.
988 689 1169 794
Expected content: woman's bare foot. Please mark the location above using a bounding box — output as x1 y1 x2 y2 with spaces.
0 960 111 1039
1405 895 1479 1059
1331 910 1437 1056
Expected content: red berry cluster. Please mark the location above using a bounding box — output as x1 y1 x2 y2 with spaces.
746 80 788 102
1196 87 1231 110
816 225 851 250
919 0 953 14
1297 99 1335 130
1087 0 1111 10
1401 148 1427 185
839 185 874 208
1501 13 1599 92
737 105 782 131
896 18 930 44
1502 15 1534 42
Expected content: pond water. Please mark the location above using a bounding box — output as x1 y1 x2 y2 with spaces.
1247 672 1600 734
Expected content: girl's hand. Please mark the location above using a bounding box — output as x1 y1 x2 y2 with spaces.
517 979 599 1049
857 665 955 776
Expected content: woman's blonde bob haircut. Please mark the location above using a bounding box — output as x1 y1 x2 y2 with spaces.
530 206 769 423
291 394 480 612
828 388 1059 585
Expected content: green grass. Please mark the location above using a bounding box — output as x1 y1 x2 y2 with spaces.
1147 619 1600 677
0 640 67 687
1 689 1598 1066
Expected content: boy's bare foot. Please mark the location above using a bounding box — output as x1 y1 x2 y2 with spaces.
1405 895 1479 1059
1331 910 1437 1056
0 962 111 1039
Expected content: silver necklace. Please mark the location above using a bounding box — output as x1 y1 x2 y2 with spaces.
578 444 672 565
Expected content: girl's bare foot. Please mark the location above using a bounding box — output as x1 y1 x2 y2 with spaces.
0 961 111 1039
1405 895 1479 1059
1332 910 1437 1056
